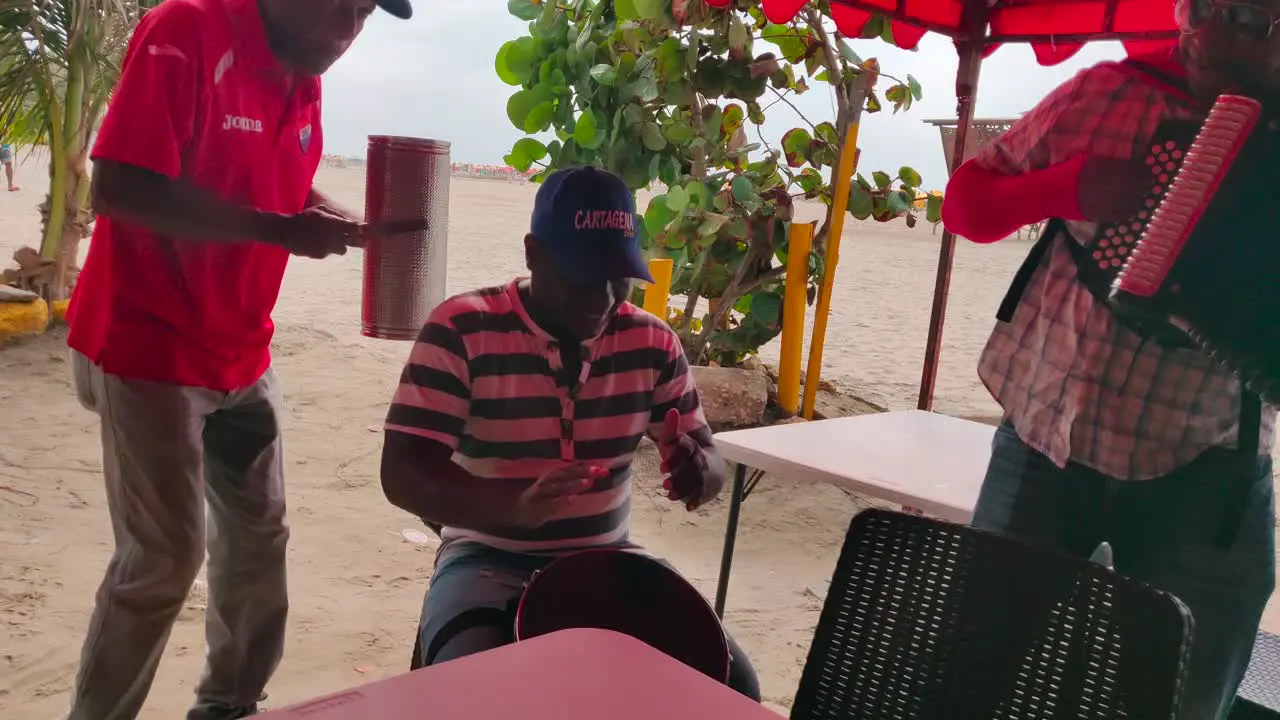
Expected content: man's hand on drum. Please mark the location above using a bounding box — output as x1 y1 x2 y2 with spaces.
268 206 366 258
268 208 429 259
657 408 725 511
512 463 609 529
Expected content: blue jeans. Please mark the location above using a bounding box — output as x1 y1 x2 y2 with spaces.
975 422 1275 720
416 541 761 701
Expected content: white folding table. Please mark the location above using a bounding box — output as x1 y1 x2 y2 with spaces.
711 410 996 616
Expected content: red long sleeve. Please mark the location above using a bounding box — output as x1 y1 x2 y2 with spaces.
941 154 1089 243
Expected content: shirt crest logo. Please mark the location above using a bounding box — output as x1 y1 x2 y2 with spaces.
299 124 312 153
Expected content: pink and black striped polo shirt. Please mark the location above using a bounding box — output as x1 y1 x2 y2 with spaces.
385 280 708 553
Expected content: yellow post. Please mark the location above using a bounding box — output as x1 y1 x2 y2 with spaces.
643 257 674 319
777 222 813 416
801 121 863 419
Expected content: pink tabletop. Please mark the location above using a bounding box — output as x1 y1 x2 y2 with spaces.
258 628 784 719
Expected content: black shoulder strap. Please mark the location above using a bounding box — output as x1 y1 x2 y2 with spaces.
1121 58 1189 91
1119 57 1204 109
1216 385 1262 548
996 220 1067 323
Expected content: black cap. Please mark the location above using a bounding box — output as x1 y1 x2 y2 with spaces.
377 0 412 19
530 167 654 284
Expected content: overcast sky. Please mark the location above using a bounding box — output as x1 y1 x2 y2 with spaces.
320 5 1129 191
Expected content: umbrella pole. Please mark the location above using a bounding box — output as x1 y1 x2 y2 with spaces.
916 41 984 411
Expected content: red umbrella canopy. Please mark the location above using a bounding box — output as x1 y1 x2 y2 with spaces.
702 0 1180 65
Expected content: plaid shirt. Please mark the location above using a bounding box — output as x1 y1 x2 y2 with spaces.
976 57 1276 480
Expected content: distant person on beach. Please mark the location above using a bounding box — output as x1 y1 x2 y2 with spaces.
941 2 1276 717
0 139 17 191
378 166 761 700
61 0 411 717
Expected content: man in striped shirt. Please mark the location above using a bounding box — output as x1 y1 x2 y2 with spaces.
380 167 760 698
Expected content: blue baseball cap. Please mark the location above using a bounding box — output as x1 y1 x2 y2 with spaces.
530 167 654 284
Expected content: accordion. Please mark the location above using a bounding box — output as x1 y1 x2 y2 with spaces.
1108 95 1280 403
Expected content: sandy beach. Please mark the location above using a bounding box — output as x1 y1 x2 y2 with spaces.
1 151 1276 718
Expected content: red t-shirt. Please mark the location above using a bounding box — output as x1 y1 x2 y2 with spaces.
67 0 323 390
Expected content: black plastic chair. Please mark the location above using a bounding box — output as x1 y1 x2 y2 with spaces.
791 509 1193 720
1231 631 1280 719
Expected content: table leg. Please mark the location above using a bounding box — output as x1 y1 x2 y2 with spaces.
714 464 748 620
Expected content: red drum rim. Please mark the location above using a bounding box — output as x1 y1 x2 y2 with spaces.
514 547 731 683
367 135 451 153
360 326 420 341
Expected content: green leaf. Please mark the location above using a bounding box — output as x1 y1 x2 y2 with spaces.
728 15 750 52
575 108 603 149
507 0 541 20
633 0 665 20
848 182 873 220
589 64 618 85
506 137 548 172
886 190 913 216
656 38 685 81
880 18 896 44
524 101 554 133
644 198 678 237
615 0 639 20
642 122 667 151
837 39 862 65
665 121 695 145
686 181 710 210
814 121 839 145
730 175 756 203
628 66 659 101
506 87 549 131
697 212 731 236
746 291 783 328
666 185 690 211
859 15 886 39
721 104 745 137
702 105 723 140
781 128 812 167
761 24 807 63
495 38 537 86
899 166 922 188
795 167 823 197
872 171 892 189
907 74 923 101
925 193 943 224
660 157 683 185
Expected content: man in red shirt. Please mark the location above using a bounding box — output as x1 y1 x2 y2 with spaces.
63 0 410 717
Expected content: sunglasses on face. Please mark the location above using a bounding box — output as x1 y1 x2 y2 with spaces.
1177 0 1280 39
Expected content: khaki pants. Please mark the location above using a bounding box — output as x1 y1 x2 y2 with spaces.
66 351 289 720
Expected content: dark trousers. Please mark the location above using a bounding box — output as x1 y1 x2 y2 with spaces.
974 422 1275 720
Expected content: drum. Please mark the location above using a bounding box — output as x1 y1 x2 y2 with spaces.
361 135 450 341
515 548 731 683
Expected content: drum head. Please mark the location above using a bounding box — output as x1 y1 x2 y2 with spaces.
515 548 730 683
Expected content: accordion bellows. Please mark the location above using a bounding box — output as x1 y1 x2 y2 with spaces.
1109 95 1280 401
